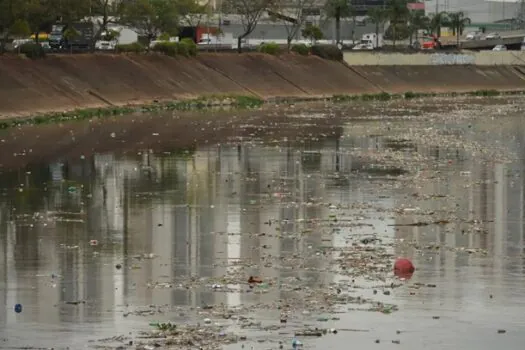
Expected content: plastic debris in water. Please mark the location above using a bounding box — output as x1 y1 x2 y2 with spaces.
14 304 22 313
394 258 415 279
292 338 303 349
89 240 98 246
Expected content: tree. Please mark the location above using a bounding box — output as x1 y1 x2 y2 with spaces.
270 0 316 50
301 24 323 44
0 0 26 52
429 11 447 37
367 7 388 48
447 11 470 47
226 0 268 53
323 0 353 45
63 27 80 53
177 0 208 27
55 0 91 24
25 0 58 43
386 0 409 48
10 19 31 38
119 0 180 46
90 0 122 51
407 10 429 45
9 19 30 53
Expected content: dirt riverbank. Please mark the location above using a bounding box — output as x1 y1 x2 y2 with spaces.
1 53 525 117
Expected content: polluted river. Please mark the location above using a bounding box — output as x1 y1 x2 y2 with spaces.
0 96 525 350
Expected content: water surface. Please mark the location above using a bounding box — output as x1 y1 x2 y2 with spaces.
1 98 525 349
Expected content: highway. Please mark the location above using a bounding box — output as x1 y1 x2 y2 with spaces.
440 30 525 50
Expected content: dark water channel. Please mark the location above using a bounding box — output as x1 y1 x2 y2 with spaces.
1 98 525 349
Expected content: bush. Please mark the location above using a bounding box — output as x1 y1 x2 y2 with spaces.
180 38 197 56
116 42 145 53
19 42 46 59
153 40 197 57
258 42 281 55
310 44 343 61
153 41 177 55
291 43 309 56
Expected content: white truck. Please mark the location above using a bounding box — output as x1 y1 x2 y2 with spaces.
353 33 384 50
95 26 139 50
198 32 234 48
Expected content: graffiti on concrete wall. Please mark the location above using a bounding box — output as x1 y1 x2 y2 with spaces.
429 54 475 65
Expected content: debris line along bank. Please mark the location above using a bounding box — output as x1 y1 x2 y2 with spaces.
1 53 525 118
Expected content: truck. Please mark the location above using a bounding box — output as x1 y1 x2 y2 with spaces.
179 26 221 43
352 33 383 50
197 32 234 48
48 22 94 51
95 26 139 50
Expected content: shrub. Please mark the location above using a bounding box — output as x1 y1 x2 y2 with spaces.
19 42 46 59
291 43 309 56
153 40 197 57
180 38 197 56
258 42 281 55
310 44 343 61
153 41 177 55
116 42 145 53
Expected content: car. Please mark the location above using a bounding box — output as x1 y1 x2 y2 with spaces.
465 31 482 40
493 44 507 51
485 32 501 40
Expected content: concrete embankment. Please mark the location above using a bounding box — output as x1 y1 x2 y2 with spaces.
1 53 525 117
343 51 525 66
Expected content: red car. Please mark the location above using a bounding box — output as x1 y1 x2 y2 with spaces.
421 35 440 50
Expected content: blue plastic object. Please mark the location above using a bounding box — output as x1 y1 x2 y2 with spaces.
14 303 22 313
292 337 303 349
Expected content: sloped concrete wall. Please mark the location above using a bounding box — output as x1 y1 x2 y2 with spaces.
1 53 525 118
344 51 525 66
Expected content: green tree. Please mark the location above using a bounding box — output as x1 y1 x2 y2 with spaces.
429 11 447 37
447 11 470 47
270 0 316 50
55 0 91 24
301 24 323 44
0 0 25 52
10 19 31 38
225 0 269 53
386 0 409 48
119 0 179 45
367 7 388 48
63 27 80 52
9 19 31 53
177 0 208 27
90 0 122 51
407 10 429 45
323 0 353 45
25 0 58 43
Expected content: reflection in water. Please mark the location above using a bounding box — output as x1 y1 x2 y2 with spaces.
0 111 525 347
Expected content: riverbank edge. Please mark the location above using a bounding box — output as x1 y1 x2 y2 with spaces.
1 89 523 130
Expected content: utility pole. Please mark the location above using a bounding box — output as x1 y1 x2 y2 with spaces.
435 0 439 14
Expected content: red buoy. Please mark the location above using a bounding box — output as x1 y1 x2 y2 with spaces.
394 258 415 280
394 258 415 273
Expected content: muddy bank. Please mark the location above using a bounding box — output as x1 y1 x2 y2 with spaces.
1 53 525 117
0 105 345 170
0 96 514 171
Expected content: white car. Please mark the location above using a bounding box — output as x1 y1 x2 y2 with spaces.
485 32 501 40
465 32 482 40
352 43 374 50
493 44 507 51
